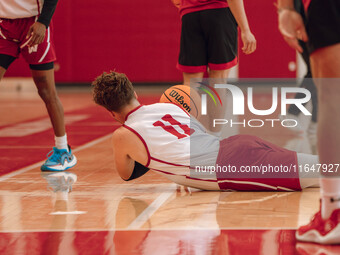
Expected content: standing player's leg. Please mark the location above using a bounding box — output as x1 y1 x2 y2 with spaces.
296 44 340 244
177 11 212 132
32 65 77 171
277 0 340 244
296 153 319 188
31 65 65 137
177 11 207 86
199 8 238 135
311 43 340 216
208 69 230 80
199 69 231 135
183 72 204 86
20 19 76 171
29 64 77 171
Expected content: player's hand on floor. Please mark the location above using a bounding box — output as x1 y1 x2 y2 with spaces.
26 22 46 47
176 185 192 196
241 30 256 55
278 9 308 53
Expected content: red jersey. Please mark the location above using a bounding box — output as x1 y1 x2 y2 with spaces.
179 0 229 18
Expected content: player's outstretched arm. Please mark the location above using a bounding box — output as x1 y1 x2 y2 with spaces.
112 128 150 181
227 0 256 54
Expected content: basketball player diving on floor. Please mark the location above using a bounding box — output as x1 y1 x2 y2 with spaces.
92 71 321 192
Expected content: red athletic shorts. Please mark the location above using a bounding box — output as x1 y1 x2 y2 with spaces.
0 16 56 64
215 135 301 191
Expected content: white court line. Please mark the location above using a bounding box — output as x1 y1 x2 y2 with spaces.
50 211 87 215
0 133 112 182
127 184 176 230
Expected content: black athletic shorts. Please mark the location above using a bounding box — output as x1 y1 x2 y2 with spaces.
177 8 238 73
306 0 340 53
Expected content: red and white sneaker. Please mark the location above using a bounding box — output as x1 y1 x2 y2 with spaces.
296 208 340 244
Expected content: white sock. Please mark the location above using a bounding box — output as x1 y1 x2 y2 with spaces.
55 134 69 152
320 178 340 219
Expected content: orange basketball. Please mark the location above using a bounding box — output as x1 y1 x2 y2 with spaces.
160 85 201 118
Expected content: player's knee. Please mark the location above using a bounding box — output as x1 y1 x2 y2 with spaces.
33 75 49 87
36 84 56 102
37 87 51 101
208 69 229 79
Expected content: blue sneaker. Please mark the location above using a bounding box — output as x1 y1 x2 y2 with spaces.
41 145 77 171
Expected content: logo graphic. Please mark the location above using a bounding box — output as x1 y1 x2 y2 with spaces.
196 83 312 128
200 84 311 116
196 82 223 111
28 45 38 54
168 89 191 113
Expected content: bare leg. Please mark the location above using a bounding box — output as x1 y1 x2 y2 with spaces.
310 44 340 169
0 66 6 80
31 68 66 137
208 69 230 79
297 153 320 188
198 69 230 134
183 72 204 85
310 43 340 221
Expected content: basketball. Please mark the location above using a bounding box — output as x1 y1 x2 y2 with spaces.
160 85 201 118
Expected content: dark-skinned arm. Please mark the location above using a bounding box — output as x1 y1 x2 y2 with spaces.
27 0 59 46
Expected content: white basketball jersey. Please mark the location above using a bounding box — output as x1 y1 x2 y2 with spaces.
0 0 42 19
124 103 220 190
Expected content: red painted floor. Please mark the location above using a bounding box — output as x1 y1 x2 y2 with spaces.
1 229 338 255
0 95 158 176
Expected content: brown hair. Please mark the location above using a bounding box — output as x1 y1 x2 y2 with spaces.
92 71 136 112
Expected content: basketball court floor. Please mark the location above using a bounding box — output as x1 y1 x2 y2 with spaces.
0 79 336 254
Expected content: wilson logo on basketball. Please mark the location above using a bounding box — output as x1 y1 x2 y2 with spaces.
168 90 191 113
159 85 200 118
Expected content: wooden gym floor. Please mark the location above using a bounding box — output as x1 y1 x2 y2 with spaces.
0 78 325 254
